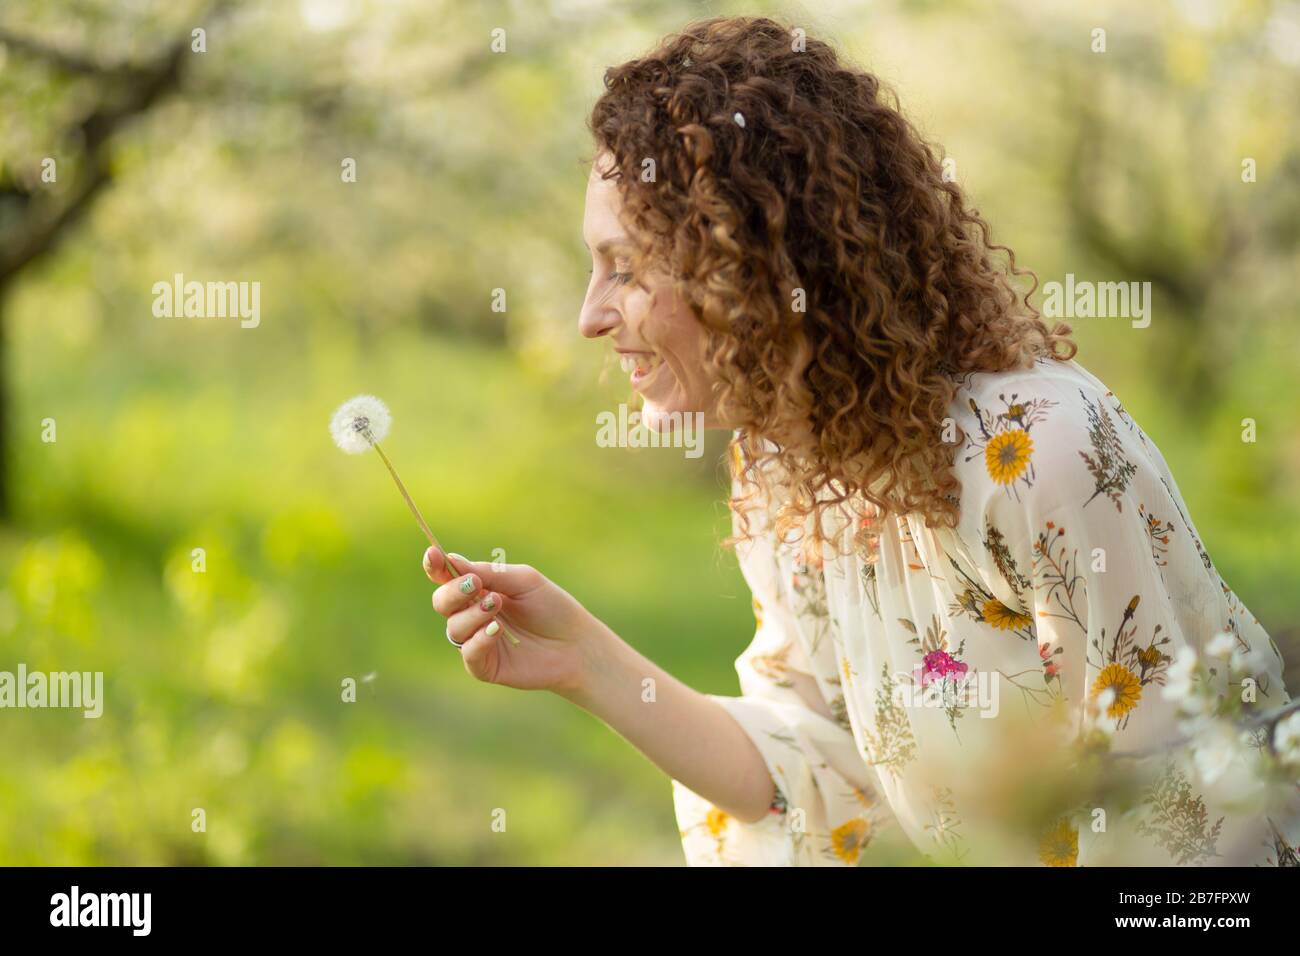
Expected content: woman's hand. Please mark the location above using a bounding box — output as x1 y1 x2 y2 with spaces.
422 546 608 693
423 546 778 822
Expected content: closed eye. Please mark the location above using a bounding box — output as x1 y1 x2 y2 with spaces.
587 268 634 285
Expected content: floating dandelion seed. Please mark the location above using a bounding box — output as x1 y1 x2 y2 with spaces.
329 394 521 646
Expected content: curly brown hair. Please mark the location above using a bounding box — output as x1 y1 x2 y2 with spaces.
588 15 1075 555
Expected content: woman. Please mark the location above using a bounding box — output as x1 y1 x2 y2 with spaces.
423 16 1299 866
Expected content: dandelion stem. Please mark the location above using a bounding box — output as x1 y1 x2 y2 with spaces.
371 441 439 547
369 438 521 647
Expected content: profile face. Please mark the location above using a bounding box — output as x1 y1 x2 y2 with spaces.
578 153 719 430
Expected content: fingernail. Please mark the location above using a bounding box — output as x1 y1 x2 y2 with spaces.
485 620 500 637
449 552 467 564
458 576 478 595
479 593 497 612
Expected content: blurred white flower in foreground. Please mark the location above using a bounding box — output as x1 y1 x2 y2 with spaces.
1190 720 1267 806
1230 646 1267 676
1192 722 1245 785
1275 712 1300 768
1161 646 1199 709
1205 631 1236 661
1091 688 1120 737
330 395 392 454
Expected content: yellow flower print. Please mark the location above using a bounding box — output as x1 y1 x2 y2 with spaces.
705 807 730 837
830 817 871 864
982 598 1033 631
1038 817 1079 867
751 596 763 630
985 429 1034 484
1136 644 1168 672
1091 662 1143 718
851 785 876 809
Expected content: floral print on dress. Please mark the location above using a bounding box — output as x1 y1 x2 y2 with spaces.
899 615 972 738
670 358 1297 866
1135 761 1225 865
947 555 1036 643
1038 816 1080 867
1085 594 1173 729
963 392 1057 499
1139 504 1176 568
925 786 970 863
862 662 918 778
1079 388 1138 511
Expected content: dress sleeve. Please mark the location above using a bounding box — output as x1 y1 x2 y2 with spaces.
979 369 1293 864
672 442 887 866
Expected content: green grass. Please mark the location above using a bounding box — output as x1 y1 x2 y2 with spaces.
0 318 753 865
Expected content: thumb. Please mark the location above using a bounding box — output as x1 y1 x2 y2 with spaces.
422 545 470 585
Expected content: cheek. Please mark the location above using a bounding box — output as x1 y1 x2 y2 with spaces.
634 286 691 354
652 313 713 398
621 287 655 336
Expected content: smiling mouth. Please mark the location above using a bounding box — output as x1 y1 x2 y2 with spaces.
618 351 664 383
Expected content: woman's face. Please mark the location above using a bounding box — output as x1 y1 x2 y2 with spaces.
579 155 721 430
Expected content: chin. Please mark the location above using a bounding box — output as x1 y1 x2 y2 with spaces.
641 398 715 433
639 401 678 431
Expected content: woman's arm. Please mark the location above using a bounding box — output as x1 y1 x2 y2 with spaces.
423 547 776 823
557 626 778 823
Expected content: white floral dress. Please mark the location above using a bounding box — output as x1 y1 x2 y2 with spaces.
672 357 1299 866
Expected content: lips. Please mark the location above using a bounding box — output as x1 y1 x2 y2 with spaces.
616 351 666 390
617 351 663 376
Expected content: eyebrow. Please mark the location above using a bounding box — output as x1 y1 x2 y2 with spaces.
583 235 633 256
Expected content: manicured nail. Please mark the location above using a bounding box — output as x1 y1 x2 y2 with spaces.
479 593 497 612
485 620 500 637
459 576 478 595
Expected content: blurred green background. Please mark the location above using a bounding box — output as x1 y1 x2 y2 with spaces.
0 0 1297 864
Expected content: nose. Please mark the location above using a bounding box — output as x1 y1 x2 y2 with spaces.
578 292 621 340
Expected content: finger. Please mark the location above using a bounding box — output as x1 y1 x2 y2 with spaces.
444 591 505 644
439 553 543 598
460 619 504 679
432 571 484 617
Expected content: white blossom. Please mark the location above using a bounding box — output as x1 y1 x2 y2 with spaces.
1230 646 1267 676
1161 646 1199 707
1167 645 1198 680
1205 631 1236 660
1090 688 1119 736
1275 711 1300 767
1189 720 1267 806
1191 721 1241 785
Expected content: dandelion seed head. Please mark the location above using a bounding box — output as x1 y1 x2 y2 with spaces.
330 394 391 454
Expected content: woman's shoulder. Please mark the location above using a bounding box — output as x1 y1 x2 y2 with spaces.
946 356 1168 525
950 355 1120 413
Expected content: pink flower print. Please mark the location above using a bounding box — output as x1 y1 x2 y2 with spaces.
921 649 968 686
